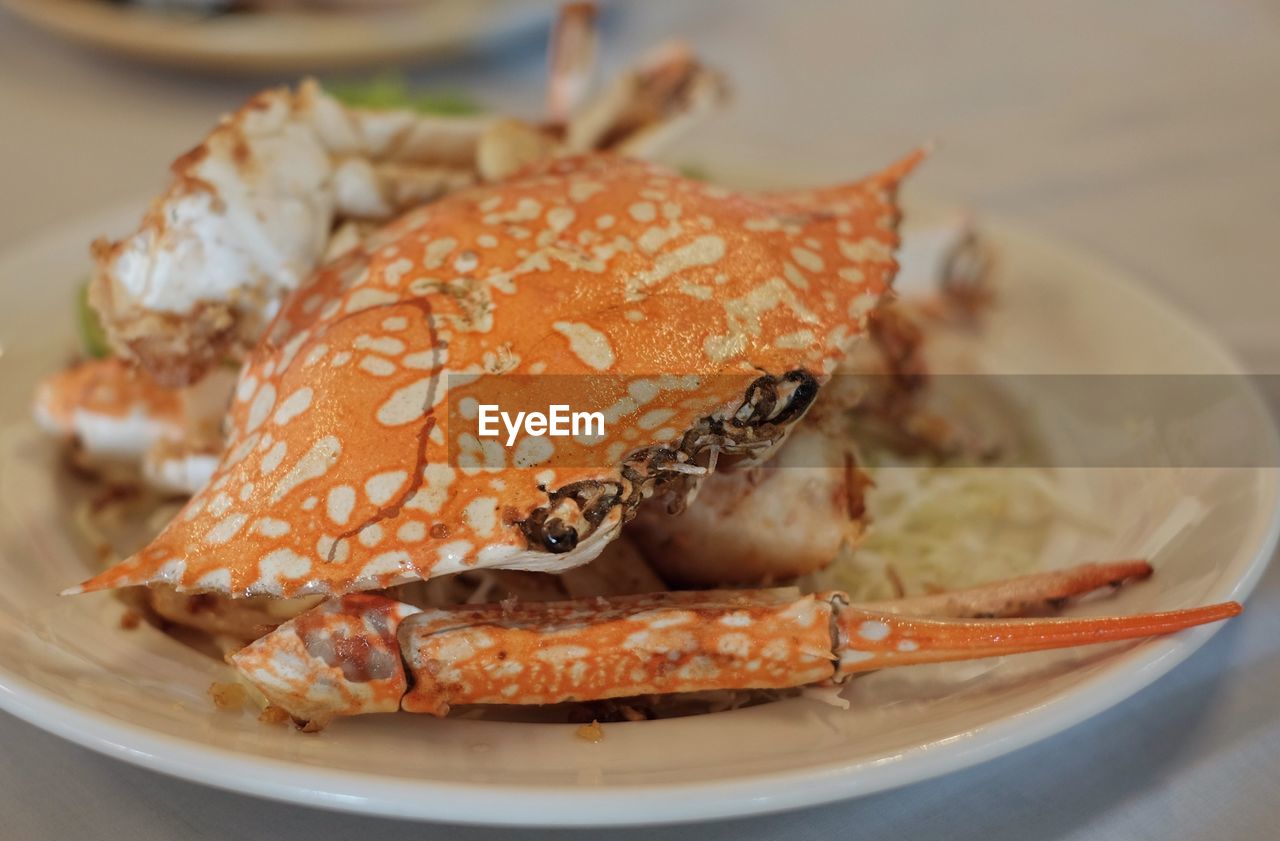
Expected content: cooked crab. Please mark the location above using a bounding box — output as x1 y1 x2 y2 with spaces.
72 150 917 594
62 152 1240 724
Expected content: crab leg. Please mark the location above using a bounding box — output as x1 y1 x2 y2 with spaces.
564 39 728 156
546 2 599 127
830 598 1239 677
230 564 1238 723
398 591 1237 715
864 559 1154 618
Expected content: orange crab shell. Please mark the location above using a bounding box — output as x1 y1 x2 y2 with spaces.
72 151 921 599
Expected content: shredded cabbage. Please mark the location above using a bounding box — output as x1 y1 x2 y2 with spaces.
805 466 1105 602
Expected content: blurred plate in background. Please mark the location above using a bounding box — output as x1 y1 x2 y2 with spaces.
0 0 557 73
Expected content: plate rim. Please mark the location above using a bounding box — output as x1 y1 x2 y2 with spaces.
0 0 552 73
0 204 1275 826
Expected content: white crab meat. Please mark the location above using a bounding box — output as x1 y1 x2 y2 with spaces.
631 424 863 586
33 358 184 461
893 214 988 305
142 446 220 495
95 81 489 321
35 358 235 492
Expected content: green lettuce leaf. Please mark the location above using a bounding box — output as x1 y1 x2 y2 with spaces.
325 75 481 116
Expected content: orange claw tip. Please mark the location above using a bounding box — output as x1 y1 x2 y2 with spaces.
832 600 1243 677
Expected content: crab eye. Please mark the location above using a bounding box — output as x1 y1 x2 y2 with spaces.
539 518 579 553
729 370 818 430
769 370 819 425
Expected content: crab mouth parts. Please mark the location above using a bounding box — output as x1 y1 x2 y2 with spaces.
519 369 820 554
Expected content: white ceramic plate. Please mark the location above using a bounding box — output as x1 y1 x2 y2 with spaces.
0 0 555 74
0 201 1275 826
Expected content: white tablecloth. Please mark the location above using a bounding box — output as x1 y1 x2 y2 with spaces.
2 1 1278 838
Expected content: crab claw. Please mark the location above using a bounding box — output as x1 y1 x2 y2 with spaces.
229 594 420 724
830 597 1241 677
231 570 1241 722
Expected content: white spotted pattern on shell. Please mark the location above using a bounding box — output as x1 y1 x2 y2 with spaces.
74 152 921 598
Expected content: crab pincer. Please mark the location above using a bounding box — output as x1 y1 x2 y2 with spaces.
229 561 1238 723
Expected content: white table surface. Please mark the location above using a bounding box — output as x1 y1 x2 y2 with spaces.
2 1 1279 838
